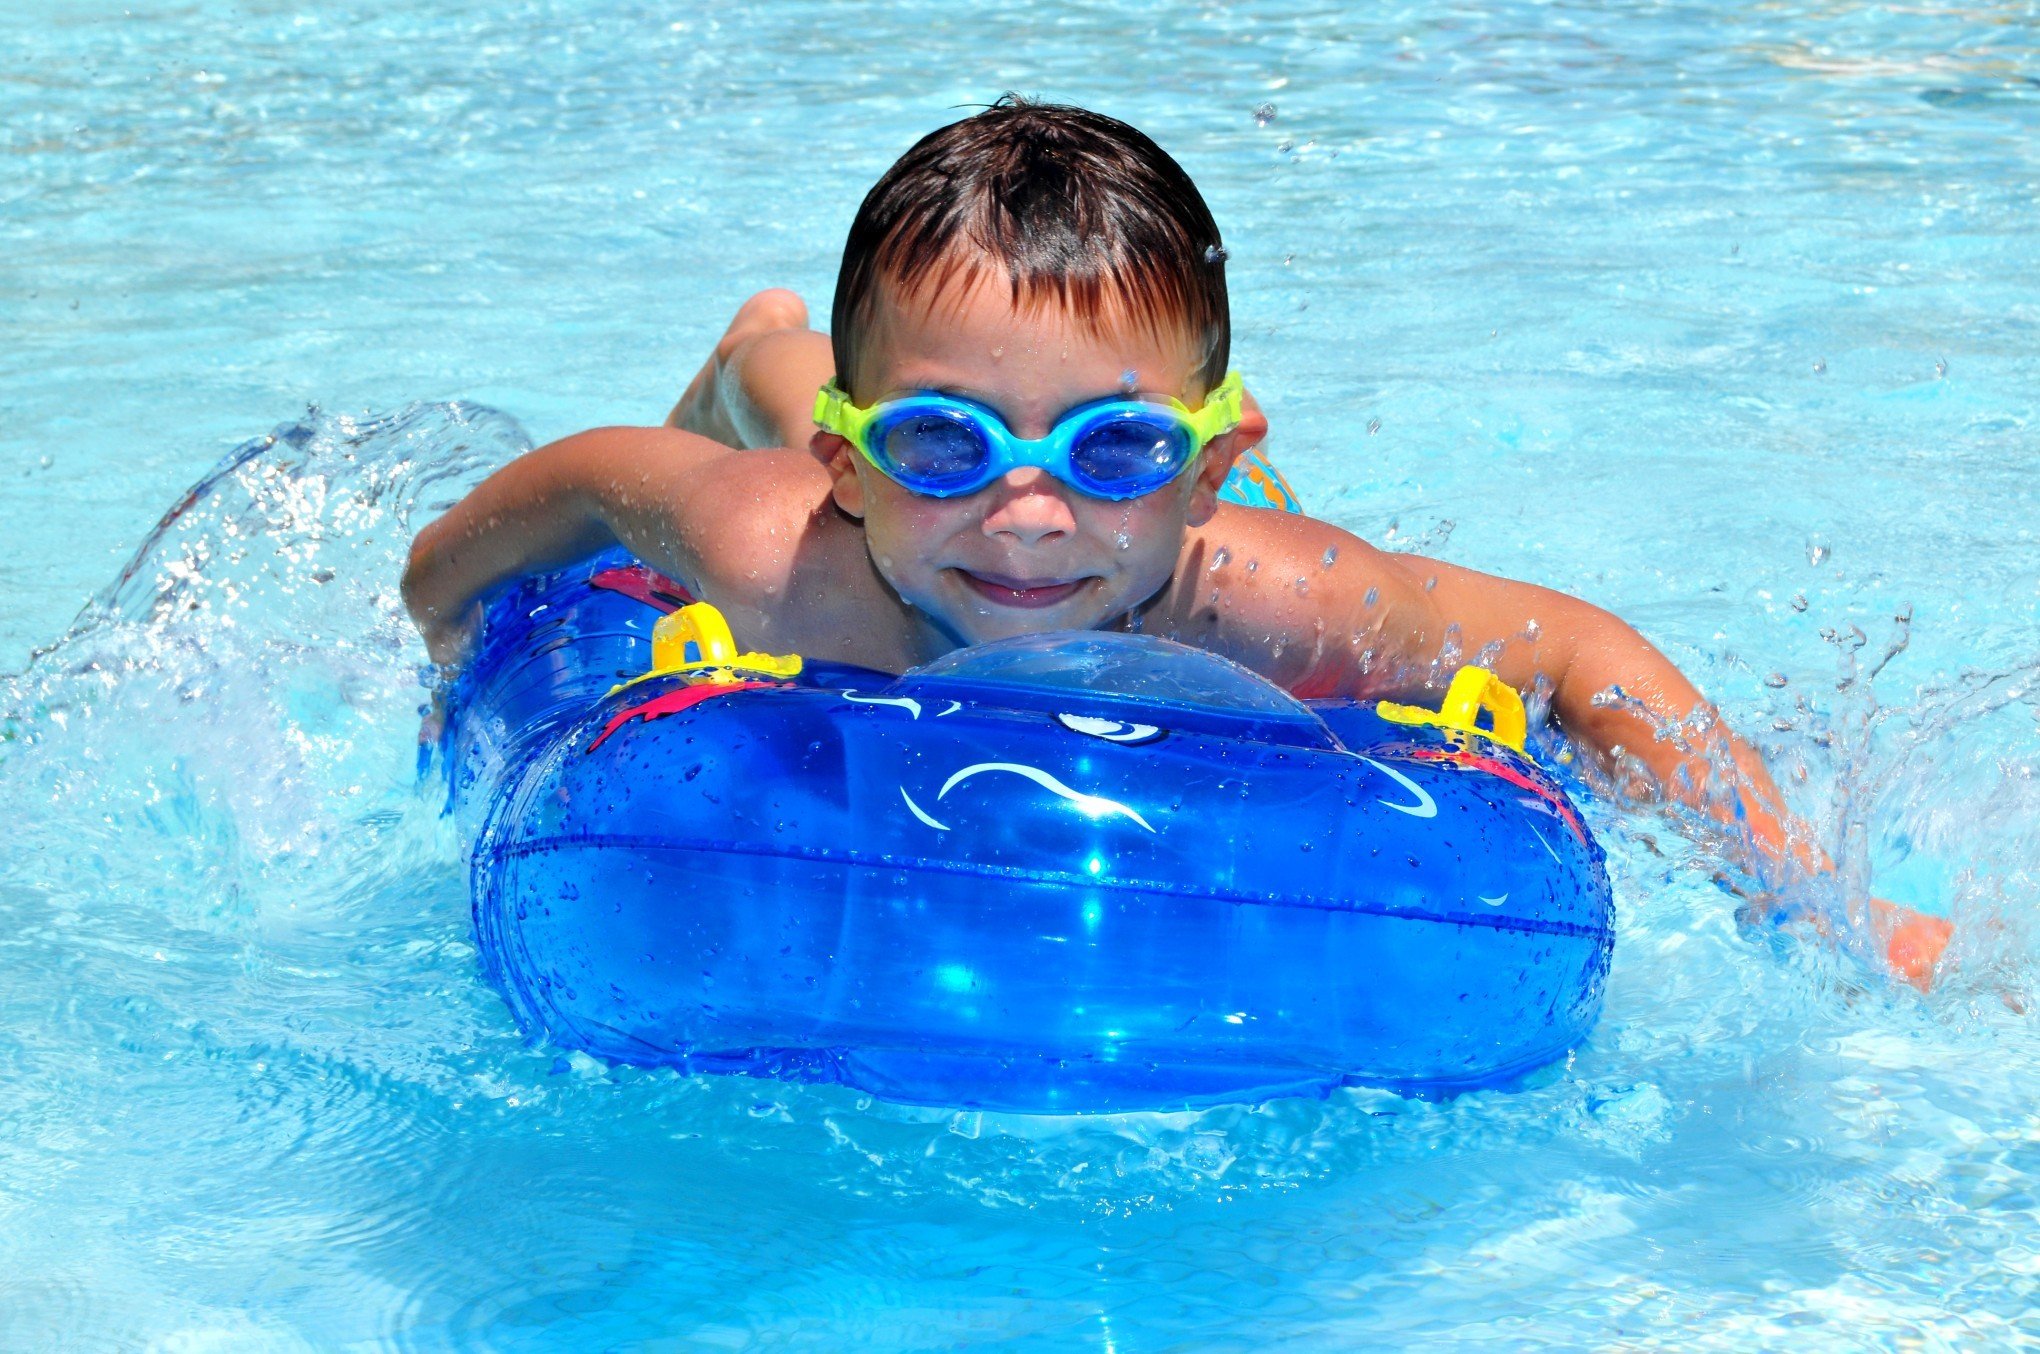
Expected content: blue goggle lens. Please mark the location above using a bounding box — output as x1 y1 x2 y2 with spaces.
875 408 993 490
1068 413 1194 493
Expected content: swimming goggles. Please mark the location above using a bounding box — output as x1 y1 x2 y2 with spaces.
812 372 1245 501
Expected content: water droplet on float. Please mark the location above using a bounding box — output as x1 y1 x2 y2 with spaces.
1764 672 1788 688
1321 546 1339 570
1790 593 1809 612
1253 102 1276 126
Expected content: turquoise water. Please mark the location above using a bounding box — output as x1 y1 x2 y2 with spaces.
4 0 2038 1346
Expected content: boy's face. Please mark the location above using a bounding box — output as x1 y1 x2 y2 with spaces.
816 272 1245 649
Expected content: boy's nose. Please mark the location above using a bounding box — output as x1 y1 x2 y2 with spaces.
980 469 1077 546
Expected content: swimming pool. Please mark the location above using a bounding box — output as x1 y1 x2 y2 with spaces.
3 0 2036 1345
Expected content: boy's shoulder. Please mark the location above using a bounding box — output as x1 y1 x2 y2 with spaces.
641 435 912 661
1152 503 1436 690
1186 501 1409 596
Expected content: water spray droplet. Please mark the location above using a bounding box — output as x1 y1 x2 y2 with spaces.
1812 358 1827 374
1203 244 1229 265
1253 102 1276 126
1367 417 1382 436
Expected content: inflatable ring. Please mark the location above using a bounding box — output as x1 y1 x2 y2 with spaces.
446 551 1614 1112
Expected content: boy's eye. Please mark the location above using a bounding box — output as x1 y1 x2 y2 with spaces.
1070 417 1191 482
882 411 990 479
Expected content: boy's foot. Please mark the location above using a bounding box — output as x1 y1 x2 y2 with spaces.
666 289 812 441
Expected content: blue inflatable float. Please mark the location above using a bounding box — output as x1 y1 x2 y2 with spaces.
445 549 1614 1112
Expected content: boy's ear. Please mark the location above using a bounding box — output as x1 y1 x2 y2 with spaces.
810 430 867 518
1185 390 1270 527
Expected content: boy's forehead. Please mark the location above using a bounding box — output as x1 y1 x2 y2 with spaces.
854 267 1208 401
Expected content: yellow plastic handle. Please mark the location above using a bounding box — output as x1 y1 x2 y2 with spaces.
644 602 803 687
1377 665 1527 752
652 602 738 673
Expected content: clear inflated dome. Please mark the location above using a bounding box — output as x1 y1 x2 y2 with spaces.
895 630 1316 721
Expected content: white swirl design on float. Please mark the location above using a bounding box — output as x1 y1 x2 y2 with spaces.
936 762 1156 832
936 700 963 717
1479 893 1509 907
842 691 921 719
1526 822 1562 865
1055 713 1161 743
899 786 950 831
1358 756 1438 819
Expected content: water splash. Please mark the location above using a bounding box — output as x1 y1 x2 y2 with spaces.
1577 604 2039 1003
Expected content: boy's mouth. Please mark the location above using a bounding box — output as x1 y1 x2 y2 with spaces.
954 569 1090 609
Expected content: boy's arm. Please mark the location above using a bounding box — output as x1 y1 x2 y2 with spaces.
1387 547 1952 987
402 425 740 667
1177 515 1951 986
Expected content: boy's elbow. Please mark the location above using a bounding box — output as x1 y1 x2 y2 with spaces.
400 521 446 625
400 521 474 666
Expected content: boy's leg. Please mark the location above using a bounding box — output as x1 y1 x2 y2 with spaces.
666 289 836 451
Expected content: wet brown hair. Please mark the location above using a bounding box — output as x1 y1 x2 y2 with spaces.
830 96 1230 398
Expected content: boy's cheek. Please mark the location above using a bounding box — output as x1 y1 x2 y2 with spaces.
857 493 955 588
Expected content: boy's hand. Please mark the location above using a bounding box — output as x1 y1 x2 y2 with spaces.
1871 897 1954 992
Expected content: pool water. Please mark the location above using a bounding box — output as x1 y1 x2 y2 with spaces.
4 0 2037 1346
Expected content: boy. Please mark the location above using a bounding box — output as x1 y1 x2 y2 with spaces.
403 98 1949 987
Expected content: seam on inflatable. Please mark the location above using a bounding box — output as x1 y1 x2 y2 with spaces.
480 833 1608 940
